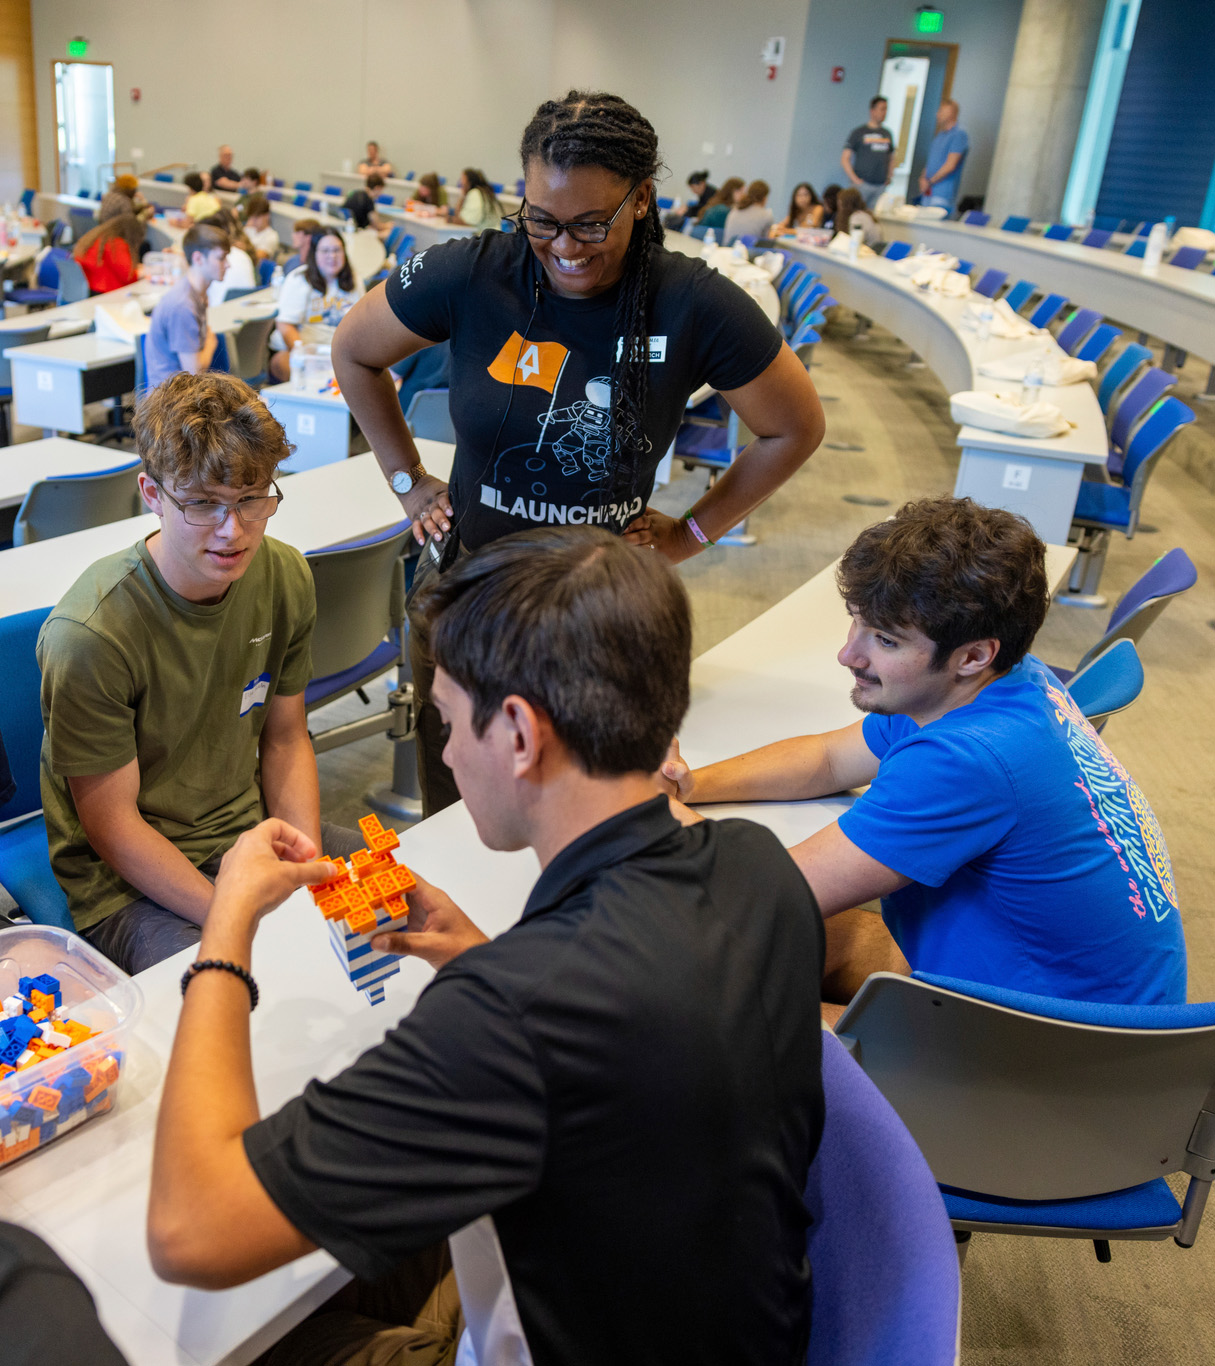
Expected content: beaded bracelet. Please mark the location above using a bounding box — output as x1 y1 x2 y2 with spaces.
180 958 259 1011
683 510 715 546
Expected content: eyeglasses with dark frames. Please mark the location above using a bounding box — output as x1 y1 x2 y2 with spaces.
511 182 642 244
156 480 284 526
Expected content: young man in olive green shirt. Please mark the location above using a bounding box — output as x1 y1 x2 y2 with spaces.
38 372 363 974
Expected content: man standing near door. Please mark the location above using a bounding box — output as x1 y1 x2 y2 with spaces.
841 96 896 210
919 99 969 214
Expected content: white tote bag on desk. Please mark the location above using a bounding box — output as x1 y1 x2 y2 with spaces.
950 390 1075 439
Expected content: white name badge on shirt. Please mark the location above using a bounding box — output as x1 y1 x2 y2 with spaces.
240 672 272 717
615 334 667 363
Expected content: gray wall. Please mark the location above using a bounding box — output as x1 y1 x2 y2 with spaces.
784 0 1025 208
32 0 812 202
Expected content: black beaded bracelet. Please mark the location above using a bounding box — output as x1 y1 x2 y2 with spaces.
180 958 259 1011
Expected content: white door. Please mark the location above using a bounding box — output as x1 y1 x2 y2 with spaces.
879 56 929 204
55 62 116 198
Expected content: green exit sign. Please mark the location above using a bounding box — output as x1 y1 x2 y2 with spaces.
915 7 944 33
66 37 89 57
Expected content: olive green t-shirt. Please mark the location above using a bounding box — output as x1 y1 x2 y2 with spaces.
37 534 315 932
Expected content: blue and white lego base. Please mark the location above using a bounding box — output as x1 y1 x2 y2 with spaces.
326 902 411 1005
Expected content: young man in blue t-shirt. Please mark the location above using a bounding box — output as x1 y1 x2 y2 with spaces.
919 99 969 212
663 497 1186 1010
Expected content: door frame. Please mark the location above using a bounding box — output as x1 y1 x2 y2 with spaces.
883 38 957 97
50 58 116 195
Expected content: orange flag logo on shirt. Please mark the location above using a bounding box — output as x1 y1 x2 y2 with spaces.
486 333 569 393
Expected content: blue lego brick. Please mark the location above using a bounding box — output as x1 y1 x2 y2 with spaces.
30 974 62 1008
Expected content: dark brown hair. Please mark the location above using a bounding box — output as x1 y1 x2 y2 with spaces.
181 222 230 265
304 231 355 293
738 179 769 210
73 212 145 263
784 182 820 227
836 497 1048 673
835 187 866 229
424 527 691 774
697 176 743 221
134 372 291 489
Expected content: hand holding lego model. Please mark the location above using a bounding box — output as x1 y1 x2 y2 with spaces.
212 820 334 923
371 872 489 970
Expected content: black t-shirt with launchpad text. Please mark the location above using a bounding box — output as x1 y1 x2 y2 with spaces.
383 232 782 550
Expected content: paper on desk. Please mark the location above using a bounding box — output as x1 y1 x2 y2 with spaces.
92 301 150 342
951 390 1075 439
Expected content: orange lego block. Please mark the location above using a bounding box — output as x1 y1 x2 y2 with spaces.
30 990 54 1015
368 827 400 855
0 1065 13 1080
345 904 377 934
317 889 348 921
381 893 409 924
83 1056 120 1103
307 857 349 904
383 863 416 896
27 1085 61 1114
27 1006 47 1024
58 1019 95 1046
358 813 387 843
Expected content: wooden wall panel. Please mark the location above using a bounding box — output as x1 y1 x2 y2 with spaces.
0 0 37 197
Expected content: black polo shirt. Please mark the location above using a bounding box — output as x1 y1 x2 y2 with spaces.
244 796 824 1366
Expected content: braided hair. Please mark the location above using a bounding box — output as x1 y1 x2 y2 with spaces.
519 91 665 502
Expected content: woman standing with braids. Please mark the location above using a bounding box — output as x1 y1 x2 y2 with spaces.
334 90 825 813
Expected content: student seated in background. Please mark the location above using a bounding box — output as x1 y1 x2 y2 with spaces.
72 214 145 294
198 209 257 304
238 167 261 193
147 526 825 1366
662 497 1187 1011
268 229 365 381
724 179 774 246
37 374 364 976
281 216 321 276
834 186 881 248
413 171 447 210
242 193 279 259
209 145 241 193
819 183 842 231
182 171 221 222
448 167 502 233
343 174 388 233
695 176 743 232
357 140 393 177
98 174 152 226
774 182 824 234
143 223 228 387
685 168 717 217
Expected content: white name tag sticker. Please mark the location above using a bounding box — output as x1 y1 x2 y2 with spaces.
239 671 272 717
36 371 53 391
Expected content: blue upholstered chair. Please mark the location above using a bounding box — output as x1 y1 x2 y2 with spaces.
962 210 989 227
1055 308 1101 354
1108 368 1177 467
1076 323 1122 364
1004 279 1036 313
883 240 912 261
1124 238 1147 259
1063 638 1144 730
1043 224 1073 241
1081 228 1113 249
14 461 143 546
972 268 1007 299
805 1030 961 1365
0 609 75 930
1028 292 1068 329
404 389 455 444
837 973 1215 1266
1097 342 1153 416
1000 215 1030 233
1168 245 1206 271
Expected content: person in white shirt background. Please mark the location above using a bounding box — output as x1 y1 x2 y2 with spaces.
268 230 365 380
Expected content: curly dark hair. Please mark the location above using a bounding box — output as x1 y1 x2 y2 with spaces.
519 90 666 504
836 497 1048 673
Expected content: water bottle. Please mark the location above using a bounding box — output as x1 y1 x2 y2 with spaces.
270 263 284 297
732 239 747 261
1020 354 1044 408
849 223 864 260
1163 215 1176 240
1142 221 1167 272
1081 207 1095 234
289 341 306 392
700 226 717 260
977 303 994 343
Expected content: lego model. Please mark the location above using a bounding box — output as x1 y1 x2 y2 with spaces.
0 973 122 1165
307 814 417 1005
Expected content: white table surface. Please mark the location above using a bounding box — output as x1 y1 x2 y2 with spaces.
0 437 139 509
0 441 455 619
0 280 163 337
3 334 137 370
878 215 1215 366
0 537 1075 1364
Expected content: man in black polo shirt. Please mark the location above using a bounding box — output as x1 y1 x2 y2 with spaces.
841 96 897 210
148 527 825 1366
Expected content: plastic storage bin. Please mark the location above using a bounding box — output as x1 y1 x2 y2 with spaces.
0 925 142 1167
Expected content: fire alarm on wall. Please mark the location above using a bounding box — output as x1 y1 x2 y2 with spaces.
130 87 141 102
831 66 845 83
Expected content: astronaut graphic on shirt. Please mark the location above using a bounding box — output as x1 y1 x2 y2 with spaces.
541 377 614 482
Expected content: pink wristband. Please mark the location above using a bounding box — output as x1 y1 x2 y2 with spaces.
683 511 715 546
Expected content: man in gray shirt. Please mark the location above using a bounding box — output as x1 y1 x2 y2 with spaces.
842 97 896 210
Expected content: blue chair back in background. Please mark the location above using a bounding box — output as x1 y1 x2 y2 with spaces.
1043 224 1073 241
1056 307 1102 354
806 1030 961 1365
1076 323 1122 364
1000 215 1030 233
1109 368 1177 458
1028 292 1068 329
0 608 75 930
883 241 912 261
1065 638 1145 729
1124 238 1147 258
1097 342 1152 414
1081 228 1113 249
962 210 989 227
1004 279 1036 312
1168 245 1206 271
972 268 1007 298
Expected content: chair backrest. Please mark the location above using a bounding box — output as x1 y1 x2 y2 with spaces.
1000 215 1030 233
266 189 283 202
19 188 34 215
777 261 809 301
1003 279 1036 312
962 210 989 227
47 219 68 248
972 267 1007 298
1027 291 1068 328
0 324 51 387
257 256 276 286
13 462 143 547
955 258 973 276
153 172 174 183
323 184 340 196
1043 223 1072 241
404 388 456 444
36 246 70 291
1120 396 1195 507
1109 367 1177 455
1055 307 1101 355
1096 341 1152 413
806 1030 961 1366
55 255 91 305
226 314 278 380
0 607 53 825
1065 637 1144 726
1081 228 1112 249
68 208 95 243
293 180 312 191
1076 322 1121 363
304 522 412 682
883 240 912 261
1075 547 1197 672
1124 237 1147 258
835 972 1215 1201
376 193 394 206
1168 245 1206 270
293 194 307 208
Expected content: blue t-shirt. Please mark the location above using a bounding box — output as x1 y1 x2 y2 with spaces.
836 655 1185 1004
924 125 969 207
145 276 207 390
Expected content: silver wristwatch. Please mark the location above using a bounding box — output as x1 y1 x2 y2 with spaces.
390 464 428 496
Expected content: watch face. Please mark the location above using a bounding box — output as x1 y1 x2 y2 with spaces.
391 469 413 495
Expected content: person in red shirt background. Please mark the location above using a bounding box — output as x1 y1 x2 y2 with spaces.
72 214 146 295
